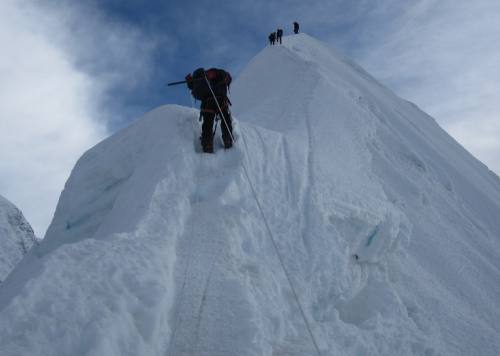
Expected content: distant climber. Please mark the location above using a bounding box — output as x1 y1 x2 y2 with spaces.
185 68 233 153
293 22 299 34
269 32 276 45
276 28 283 44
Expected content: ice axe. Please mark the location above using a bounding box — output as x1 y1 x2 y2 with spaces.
166 76 208 86
166 80 187 86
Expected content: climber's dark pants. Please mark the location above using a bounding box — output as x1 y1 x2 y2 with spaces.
200 98 232 145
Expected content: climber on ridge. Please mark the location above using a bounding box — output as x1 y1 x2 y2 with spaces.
185 68 233 153
293 21 299 34
276 28 283 44
269 32 276 45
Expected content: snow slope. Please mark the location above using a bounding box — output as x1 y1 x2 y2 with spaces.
0 195 36 283
1 34 500 356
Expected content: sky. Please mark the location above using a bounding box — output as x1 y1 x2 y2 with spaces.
1 0 499 236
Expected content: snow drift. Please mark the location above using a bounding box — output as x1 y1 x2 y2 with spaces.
0 195 36 283
1 34 499 356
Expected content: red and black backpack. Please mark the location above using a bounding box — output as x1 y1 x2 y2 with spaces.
189 68 231 101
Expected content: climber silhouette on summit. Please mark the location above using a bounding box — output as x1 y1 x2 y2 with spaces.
293 21 300 34
269 32 276 45
185 68 233 153
276 28 283 44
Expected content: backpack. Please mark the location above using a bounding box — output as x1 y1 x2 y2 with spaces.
190 68 211 101
190 68 231 101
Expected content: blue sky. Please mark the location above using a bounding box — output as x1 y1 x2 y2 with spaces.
1 0 499 235
43 0 418 130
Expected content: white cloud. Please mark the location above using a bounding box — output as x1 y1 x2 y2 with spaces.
0 0 106 236
356 0 500 175
29 1 160 127
0 1 158 237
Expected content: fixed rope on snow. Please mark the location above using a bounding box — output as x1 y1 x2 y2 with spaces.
203 74 323 356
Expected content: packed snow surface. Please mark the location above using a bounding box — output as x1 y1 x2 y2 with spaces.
1 34 500 355
0 195 36 283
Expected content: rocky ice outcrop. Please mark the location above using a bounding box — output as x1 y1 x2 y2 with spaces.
0 195 37 283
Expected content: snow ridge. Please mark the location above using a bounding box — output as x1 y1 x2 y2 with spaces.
0 34 500 356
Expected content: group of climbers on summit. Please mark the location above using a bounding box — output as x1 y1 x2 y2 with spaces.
175 22 301 153
268 29 283 45
268 22 299 46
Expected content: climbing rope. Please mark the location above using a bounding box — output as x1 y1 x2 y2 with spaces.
204 75 323 356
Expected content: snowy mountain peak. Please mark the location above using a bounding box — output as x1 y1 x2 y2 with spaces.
233 33 387 129
0 195 37 283
1 35 500 356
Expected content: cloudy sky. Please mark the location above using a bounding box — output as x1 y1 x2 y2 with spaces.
1 0 499 236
